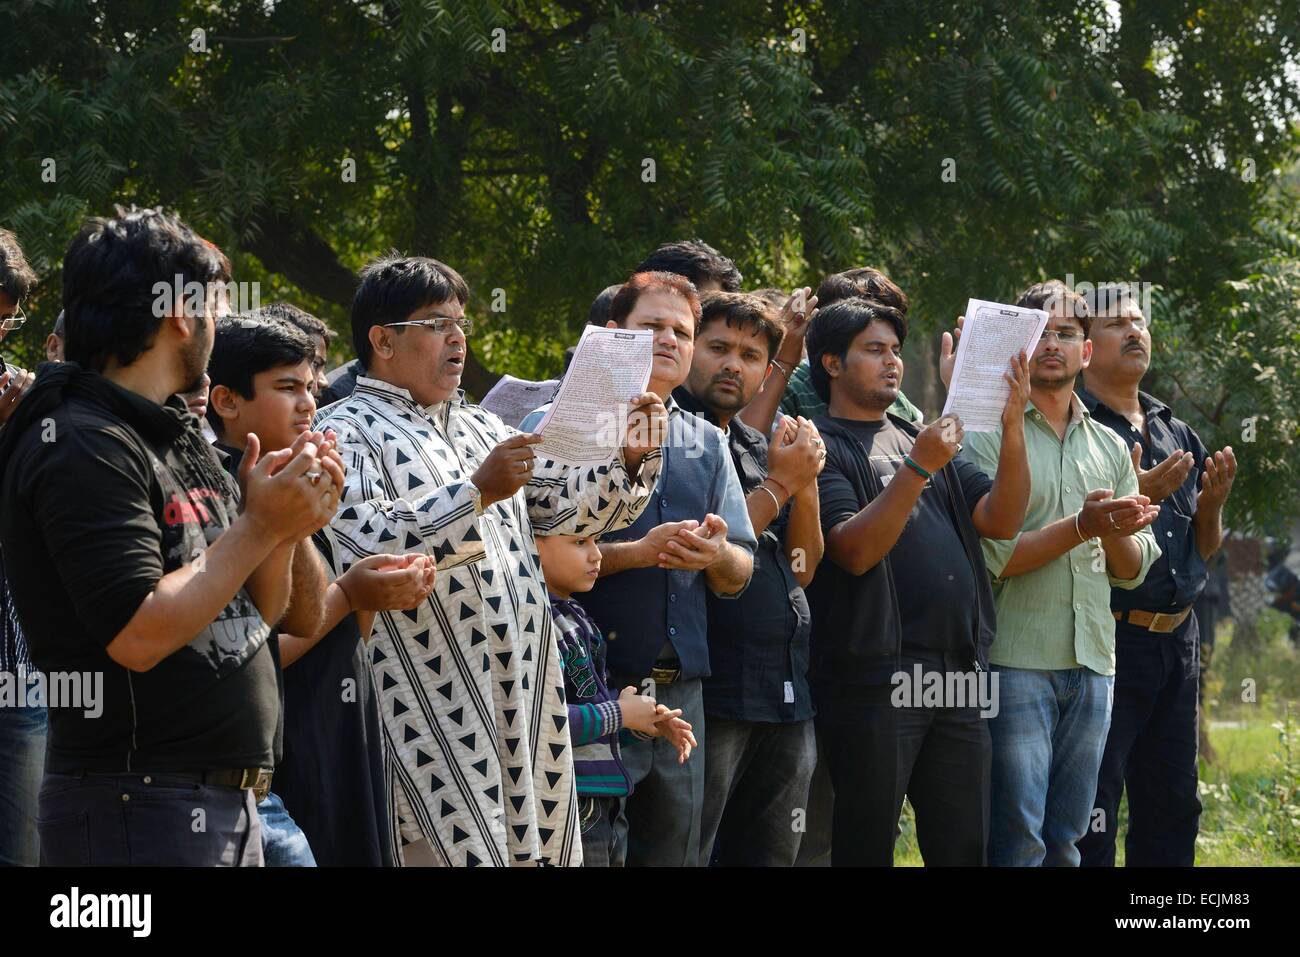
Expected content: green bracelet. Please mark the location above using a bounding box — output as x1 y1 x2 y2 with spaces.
902 456 931 480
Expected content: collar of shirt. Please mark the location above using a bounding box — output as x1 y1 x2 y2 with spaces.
353 374 468 429
1077 386 1172 428
1023 392 1087 436
671 385 759 440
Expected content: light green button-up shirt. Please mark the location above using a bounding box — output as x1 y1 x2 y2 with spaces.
961 395 1160 676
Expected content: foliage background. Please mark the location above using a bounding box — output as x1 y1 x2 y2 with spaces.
2 0 1300 533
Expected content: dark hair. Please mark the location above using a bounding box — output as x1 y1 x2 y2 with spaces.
806 297 908 402
698 291 784 360
205 315 315 435
0 228 37 303
815 267 909 314
351 254 469 367
607 271 702 332
587 284 623 327
633 240 742 292
249 301 334 343
750 287 790 312
61 207 231 373
1016 279 1090 336
1090 283 1143 320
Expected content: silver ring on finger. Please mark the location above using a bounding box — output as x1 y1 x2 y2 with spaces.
306 470 322 486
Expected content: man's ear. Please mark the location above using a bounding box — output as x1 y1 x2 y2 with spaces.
209 384 240 426
368 323 394 360
1081 337 1093 372
821 352 841 380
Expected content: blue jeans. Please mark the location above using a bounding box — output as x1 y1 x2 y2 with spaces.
0 704 47 866
258 792 316 867
988 666 1113 867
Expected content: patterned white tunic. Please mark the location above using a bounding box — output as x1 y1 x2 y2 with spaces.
316 376 660 866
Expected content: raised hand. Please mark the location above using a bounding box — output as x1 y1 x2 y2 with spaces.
471 433 545 507
339 553 436 612
1129 443 1195 504
1198 446 1237 511
910 414 965 474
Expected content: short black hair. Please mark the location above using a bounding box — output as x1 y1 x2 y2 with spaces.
62 207 231 373
587 284 623 326
0 228 37 303
205 315 315 436
249 301 334 343
815 267 909 315
698 292 784 360
1016 279 1091 336
633 240 742 292
806 297 908 403
351 254 469 368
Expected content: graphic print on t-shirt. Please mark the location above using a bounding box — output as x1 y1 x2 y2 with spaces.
152 454 270 674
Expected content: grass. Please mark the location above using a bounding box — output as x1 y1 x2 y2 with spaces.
890 610 1300 866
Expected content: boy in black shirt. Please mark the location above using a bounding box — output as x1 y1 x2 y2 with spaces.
0 208 342 866
206 314 435 866
805 297 1031 866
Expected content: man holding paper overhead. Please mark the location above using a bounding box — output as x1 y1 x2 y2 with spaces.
958 280 1162 867
804 296 1031 866
316 255 665 867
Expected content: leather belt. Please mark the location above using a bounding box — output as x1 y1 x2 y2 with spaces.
1114 606 1192 634
173 768 274 802
649 664 682 685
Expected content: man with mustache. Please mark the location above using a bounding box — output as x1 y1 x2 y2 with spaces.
1075 285 1235 866
316 255 666 866
675 291 825 866
959 280 1162 867
542 271 757 866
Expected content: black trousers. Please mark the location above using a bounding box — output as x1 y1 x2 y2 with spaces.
814 659 991 867
1078 612 1202 867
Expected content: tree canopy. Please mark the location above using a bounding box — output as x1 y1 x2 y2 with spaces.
3 0 1299 531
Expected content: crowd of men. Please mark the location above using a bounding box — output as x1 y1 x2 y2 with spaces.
0 211 1237 867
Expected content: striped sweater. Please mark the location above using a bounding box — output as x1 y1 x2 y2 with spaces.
549 595 635 797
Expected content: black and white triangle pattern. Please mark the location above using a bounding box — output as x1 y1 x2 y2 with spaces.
315 376 661 866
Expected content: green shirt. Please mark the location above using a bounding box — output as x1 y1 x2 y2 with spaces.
781 360 924 425
961 396 1161 676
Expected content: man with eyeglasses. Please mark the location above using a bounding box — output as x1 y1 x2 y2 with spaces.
0 227 42 866
956 279 1162 866
1075 285 1235 867
315 255 666 866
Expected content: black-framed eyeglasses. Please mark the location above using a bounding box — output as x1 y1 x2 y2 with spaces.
0 302 27 332
384 317 473 336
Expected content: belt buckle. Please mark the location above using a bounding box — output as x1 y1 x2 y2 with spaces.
239 768 272 803
649 666 680 685
1147 612 1177 634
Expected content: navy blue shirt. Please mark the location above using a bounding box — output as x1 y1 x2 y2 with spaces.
1078 387 1211 612
674 387 813 723
528 398 757 681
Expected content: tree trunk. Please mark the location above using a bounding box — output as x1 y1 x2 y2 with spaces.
1224 534 1268 653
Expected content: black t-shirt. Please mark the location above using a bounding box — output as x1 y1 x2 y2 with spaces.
0 374 279 773
216 442 393 864
819 416 991 654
